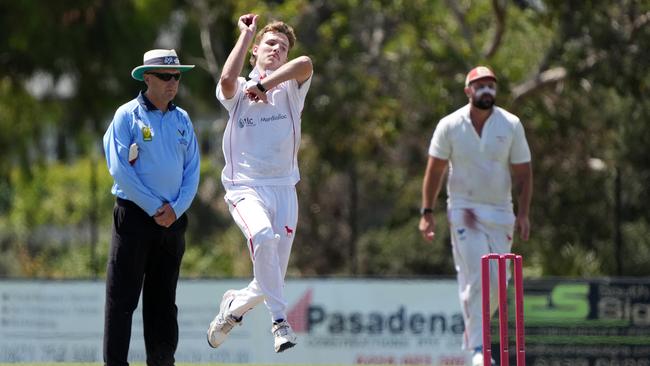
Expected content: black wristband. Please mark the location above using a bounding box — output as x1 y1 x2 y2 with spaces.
256 81 267 92
420 207 434 216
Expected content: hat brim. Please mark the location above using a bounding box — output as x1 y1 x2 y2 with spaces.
131 65 195 81
466 75 497 87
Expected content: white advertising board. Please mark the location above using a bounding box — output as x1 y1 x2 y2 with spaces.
0 279 470 365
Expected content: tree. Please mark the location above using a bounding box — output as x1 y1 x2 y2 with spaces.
1 0 649 278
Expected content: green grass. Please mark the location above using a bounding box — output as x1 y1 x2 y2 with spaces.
0 364 386 366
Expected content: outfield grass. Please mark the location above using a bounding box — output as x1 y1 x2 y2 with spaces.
0 364 387 366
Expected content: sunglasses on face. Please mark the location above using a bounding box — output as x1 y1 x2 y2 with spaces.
147 72 182 81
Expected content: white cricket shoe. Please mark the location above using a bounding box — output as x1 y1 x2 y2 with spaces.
206 290 241 348
472 347 496 366
272 320 297 353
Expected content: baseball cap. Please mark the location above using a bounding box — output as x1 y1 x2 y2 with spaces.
465 66 497 87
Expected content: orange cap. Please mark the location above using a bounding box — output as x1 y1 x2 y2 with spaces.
465 66 497 87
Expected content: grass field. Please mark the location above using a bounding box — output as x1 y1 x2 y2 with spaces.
0 364 385 366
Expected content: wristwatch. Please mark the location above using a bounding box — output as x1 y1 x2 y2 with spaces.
420 208 433 216
256 81 267 92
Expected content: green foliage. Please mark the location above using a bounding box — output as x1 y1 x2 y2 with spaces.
357 214 454 276
10 159 112 230
182 225 253 278
1 158 112 277
1 0 649 278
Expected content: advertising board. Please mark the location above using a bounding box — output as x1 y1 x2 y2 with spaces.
2 278 649 365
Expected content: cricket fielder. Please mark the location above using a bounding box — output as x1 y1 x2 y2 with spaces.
418 66 533 366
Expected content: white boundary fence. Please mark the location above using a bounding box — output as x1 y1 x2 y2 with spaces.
0 279 469 365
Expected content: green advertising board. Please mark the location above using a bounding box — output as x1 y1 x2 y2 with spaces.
492 279 650 365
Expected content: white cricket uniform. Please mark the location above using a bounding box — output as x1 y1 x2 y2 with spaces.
216 68 312 321
428 104 531 350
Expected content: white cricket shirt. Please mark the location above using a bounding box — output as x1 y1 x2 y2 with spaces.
217 70 312 187
428 104 531 211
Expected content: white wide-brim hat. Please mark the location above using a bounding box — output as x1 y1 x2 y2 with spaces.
131 49 195 81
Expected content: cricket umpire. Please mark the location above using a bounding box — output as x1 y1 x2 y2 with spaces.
102 49 200 366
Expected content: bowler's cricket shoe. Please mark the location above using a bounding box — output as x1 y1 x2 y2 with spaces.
272 319 297 353
206 290 241 348
471 346 496 366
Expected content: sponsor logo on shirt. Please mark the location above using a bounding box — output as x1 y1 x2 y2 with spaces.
238 117 256 128
237 114 288 128
260 113 288 123
176 128 190 146
177 128 189 146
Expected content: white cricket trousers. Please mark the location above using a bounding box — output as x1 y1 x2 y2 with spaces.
223 185 298 322
448 207 515 351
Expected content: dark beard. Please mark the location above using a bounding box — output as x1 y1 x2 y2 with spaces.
473 98 495 110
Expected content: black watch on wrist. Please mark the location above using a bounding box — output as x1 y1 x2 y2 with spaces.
420 207 434 216
256 81 267 92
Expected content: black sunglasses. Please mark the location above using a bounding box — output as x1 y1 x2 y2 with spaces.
147 72 182 81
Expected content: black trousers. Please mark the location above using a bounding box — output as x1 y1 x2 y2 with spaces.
104 198 187 366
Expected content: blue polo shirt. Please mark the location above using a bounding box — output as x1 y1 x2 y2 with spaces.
103 91 200 217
